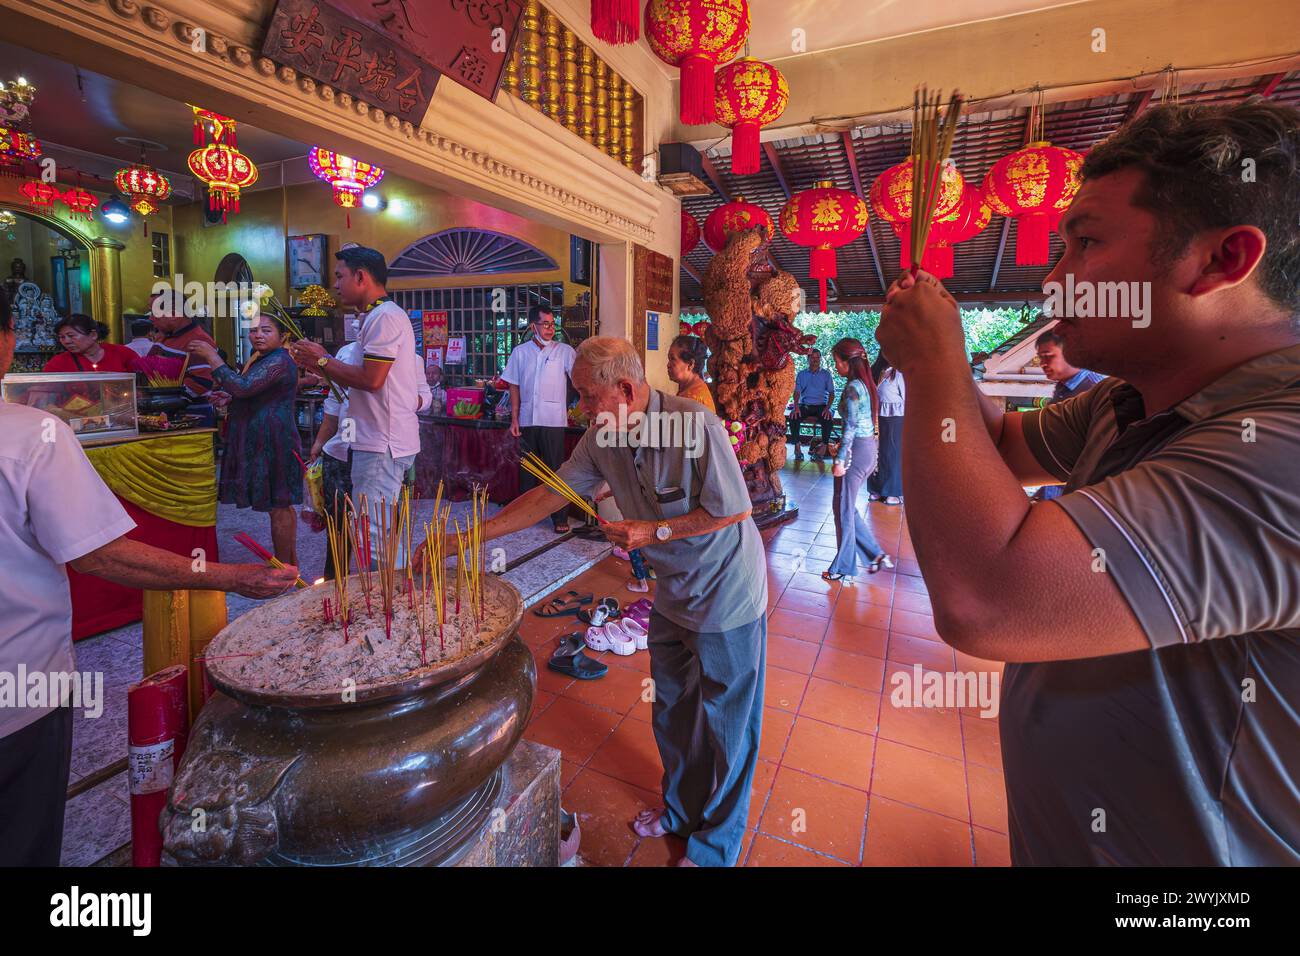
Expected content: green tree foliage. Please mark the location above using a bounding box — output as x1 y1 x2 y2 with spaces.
681 307 1034 392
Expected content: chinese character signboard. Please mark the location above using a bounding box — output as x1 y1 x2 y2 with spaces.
329 0 524 101
632 244 676 354
263 0 441 121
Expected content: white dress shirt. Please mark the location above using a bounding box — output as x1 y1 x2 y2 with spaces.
501 337 575 428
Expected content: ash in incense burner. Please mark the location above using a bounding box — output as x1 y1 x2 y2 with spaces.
161 573 533 866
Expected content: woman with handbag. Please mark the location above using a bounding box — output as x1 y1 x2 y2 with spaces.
823 338 894 580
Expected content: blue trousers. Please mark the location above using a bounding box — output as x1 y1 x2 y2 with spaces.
648 610 766 867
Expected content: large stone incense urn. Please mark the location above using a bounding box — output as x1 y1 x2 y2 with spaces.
161 575 533 866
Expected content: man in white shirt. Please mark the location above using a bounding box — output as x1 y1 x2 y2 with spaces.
289 247 423 565
307 340 432 579
0 288 297 866
501 305 575 532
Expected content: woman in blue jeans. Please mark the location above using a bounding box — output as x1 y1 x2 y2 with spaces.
823 338 894 580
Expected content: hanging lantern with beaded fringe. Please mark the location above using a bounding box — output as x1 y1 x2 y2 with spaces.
714 57 788 176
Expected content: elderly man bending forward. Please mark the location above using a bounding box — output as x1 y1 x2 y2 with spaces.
422 337 767 866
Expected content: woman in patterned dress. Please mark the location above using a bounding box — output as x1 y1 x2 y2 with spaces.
187 313 303 565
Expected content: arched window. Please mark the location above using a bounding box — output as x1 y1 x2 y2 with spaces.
389 228 558 278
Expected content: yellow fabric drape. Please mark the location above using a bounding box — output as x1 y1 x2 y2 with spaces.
85 433 217 527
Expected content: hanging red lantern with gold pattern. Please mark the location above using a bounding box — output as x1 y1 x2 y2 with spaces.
188 142 258 222
592 0 640 44
982 141 1083 266
190 104 238 148
714 57 788 176
61 186 98 222
308 147 385 228
868 157 965 271
921 184 992 279
703 197 772 253
780 180 869 313
0 125 40 176
20 180 59 212
115 162 172 235
681 209 701 257
645 0 750 126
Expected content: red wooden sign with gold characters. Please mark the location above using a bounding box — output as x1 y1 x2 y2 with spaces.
329 0 525 101
263 0 441 121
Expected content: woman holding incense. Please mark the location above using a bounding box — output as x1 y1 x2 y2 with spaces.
823 338 893 580
187 313 302 566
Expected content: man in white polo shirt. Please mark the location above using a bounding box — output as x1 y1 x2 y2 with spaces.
502 304 575 532
289 246 423 565
0 288 298 866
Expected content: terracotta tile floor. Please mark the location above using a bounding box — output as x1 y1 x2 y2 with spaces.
520 454 1010 867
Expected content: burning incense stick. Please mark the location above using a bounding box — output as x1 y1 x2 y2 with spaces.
232 532 308 589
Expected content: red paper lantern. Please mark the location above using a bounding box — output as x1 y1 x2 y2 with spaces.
645 0 749 126
681 209 701 256
714 58 788 176
703 197 773 253
188 142 258 222
20 179 60 212
592 0 640 44
114 163 173 235
780 180 869 313
921 184 992 279
61 187 98 222
982 141 1083 265
0 124 40 176
308 147 385 228
868 157 965 270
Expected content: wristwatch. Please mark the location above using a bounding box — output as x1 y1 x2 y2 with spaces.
655 521 672 542
316 355 330 370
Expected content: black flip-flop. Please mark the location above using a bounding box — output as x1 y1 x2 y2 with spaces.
552 633 586 658
547 650 608 680
532 590 593 618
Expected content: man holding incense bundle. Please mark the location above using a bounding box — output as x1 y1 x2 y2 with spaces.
419 336 766 867
289 246 423 567
875 102 1300 865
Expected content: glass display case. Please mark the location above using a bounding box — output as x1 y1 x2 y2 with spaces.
1 371 139 443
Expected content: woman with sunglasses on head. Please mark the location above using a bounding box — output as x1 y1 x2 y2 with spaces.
823 338 894 580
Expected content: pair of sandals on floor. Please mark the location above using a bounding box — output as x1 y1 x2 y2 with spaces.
585 598 651 656
822 553 895 582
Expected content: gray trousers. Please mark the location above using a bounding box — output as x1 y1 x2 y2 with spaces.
648 610 767 867
830 435 885 576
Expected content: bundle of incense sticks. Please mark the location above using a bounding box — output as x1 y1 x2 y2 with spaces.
346 493 374 616
323 495 352 642
232 532 308 589
910 87 964 276
520 452 604 524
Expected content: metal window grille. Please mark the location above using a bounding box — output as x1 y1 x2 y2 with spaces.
391 282 564 388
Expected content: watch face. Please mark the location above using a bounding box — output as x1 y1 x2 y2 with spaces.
656 525 671 541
